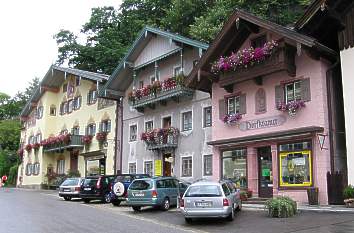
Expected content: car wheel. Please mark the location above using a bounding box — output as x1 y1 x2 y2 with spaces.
236 201 242 211
226 209 235 221
63 196 72 201
161 198 170 211
112 200 121 206
132 206 141 212
103 193 111 203
185 218 192 224
83 199 90 204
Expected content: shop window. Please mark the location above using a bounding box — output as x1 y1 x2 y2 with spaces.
57 159 65 175
50 105 56 116
87 90 97 105
36 106 43 119
86 123 96 136
285 81 302 104
86 159 105 176
181 156 192 177
203 106 212 127
251 35 266 48
222 148 247 188
145 121 153 132
25 163 32 176
72 126 80 135
279 142 312 187
227 96 240 115
74 96 82 110
203 155 213 176
100 120 111 133
129 162 137 174
33 163 40 176
144 161 153 177
129 124 137 141
182 111 192 131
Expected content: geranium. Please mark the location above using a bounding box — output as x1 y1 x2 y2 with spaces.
96 132 107 142
223 113 242 125
25 144 32 152
58 133 71 144
277 100 305 116
32 143 41 150
141 127 179 145
82 135 93 145
211 40 279 74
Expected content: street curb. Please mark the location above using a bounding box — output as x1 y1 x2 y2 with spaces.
243 204 354 213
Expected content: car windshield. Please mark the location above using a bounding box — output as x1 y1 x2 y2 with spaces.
83 178 98 186
115 175 132 183
185 185 222 197
61 178 79 186
129 180 152 190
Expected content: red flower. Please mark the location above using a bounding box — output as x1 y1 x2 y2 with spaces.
25 144 32 152
82 135 93 145
96 132 107 142
32 143 41 150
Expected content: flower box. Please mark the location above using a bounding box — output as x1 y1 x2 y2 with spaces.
25 144 32 152
223 113 242 125
141 127 179 150
277 100 305 117
96 132 107 142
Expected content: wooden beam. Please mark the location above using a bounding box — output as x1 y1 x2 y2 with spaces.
41 86 60 93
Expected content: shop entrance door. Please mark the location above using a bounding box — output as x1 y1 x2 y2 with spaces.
163 153 172 176
258 147 273 198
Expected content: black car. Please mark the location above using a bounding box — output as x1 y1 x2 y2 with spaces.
110 174 150 206
80 175 116 203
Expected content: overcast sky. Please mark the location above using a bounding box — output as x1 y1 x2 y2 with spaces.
0 0 122 97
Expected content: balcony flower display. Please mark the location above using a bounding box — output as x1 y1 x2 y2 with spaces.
223 113 242 125
277 100 306 117
41 134 71 147
32 142 41 150
82 135 93 145
25 144 32 152
96 132 107 142
141 127 179 145
211 40 279 74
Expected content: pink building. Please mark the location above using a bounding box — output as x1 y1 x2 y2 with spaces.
186 10 345 204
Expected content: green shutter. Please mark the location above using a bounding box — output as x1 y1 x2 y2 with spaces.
301 78 311 101
219 99 226 119
239 94 247 114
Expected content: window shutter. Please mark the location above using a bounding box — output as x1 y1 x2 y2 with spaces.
78 96 82 108
85 126 88 136
301 78 311 102
218 99 226 120
239 94 247 114
107 120 111 132
275 85 284 106
93 124 96 135
87 92 90 104
99 122 102 133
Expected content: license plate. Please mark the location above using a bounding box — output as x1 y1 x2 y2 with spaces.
133 192 144 197
195 201 212 207
64 188 71 192
84 188 91 191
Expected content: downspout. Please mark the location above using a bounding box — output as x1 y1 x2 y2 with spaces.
119 99 123 174
113 101 118 175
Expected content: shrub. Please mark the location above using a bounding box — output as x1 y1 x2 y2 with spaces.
67 169 81 178
343 185 354 199
265 196 297 218
7 164 18 185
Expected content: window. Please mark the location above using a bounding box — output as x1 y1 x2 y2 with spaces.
145 121 153 132
129 124 137 141
57 160 65 175
35 133 42 144
285 81 302 104
251 35 266 48
72 126 80 135
36 106 43 119
162 116 171 128
25 163 32 176
279 142 312 187
144 161 153 177
182 111 192 131
203 107 212 127
63 83 68 93
227 96 240 115
173 66 182 77
60 102 68 114
87 90 97 105
50 105 56 116
75 76 81 86
68 99 74 113
86 123 96 136
222 149 247 188
33 163 40 176
129 163 136 174
74 96 82 110
100 120 111 133
181 156 192 177
139 81 144 89
203 155 213 176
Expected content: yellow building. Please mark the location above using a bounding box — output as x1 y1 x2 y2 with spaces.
17 66 118 189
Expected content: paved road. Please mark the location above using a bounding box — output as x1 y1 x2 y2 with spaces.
1 188 354 233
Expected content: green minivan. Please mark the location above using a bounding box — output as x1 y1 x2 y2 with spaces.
126 176 189 211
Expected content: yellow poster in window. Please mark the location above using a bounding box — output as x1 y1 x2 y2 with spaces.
155 160 162 176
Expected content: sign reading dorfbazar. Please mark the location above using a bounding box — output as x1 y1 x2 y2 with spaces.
154 160 162 176
239 115 286 131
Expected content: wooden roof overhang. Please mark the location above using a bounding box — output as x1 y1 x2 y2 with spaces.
186 9 337 93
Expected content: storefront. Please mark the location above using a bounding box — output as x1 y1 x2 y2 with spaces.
81 151 107 177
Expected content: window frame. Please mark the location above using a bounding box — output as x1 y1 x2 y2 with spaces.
128 162 137 174
227 96 241 115
181 156 193 177
203 154 213 176
72 126 80 135
74 96 82 110
36 106 43 119
57 159 65 175
221 148 248 188
145 120 154 132
50 105 56 116
181 111 192 132
88 90 98 105
203 106 212 128
86 123 96 136
101 120 111 133
144 160 153 177
25 163 32 176
32 162 40 176
285 81 302 104
173 65 182 77
129 124 137 142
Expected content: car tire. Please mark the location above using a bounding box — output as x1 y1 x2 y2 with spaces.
226 209 235 221
112 200 121 206
132 206 141 212
63 196 72 201
185 218 192 224
83 199 90 204
103 193 111 203
161 198 170 211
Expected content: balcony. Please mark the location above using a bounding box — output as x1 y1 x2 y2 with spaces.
128 78 194 112
43 135 84 153
218 40 296 92
141 127 179 151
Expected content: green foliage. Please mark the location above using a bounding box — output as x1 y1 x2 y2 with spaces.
265 196 297 218
0 120 21 151
7 164 18 185
343 185 354 199
67 169 81 178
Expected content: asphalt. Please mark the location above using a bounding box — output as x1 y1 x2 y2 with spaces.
1 188 354 233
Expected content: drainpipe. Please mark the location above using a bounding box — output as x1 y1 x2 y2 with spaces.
119 99 123 174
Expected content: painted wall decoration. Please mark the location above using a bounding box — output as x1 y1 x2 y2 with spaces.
239 115 286 131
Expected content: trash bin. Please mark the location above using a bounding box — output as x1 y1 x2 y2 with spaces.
307 187 319 205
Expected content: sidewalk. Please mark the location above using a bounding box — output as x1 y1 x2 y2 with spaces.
243 203 354 213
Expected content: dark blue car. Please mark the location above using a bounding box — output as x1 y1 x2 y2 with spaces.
110 174 150 206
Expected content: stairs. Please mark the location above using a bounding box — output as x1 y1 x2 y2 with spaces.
243 197 269 205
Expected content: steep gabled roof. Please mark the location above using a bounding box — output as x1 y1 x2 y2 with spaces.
100 26 208 99
20 65 108 117
185 9 336 93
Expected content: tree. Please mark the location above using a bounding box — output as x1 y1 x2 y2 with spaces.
0 120 21 151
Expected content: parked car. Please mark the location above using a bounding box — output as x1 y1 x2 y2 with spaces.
80 175 116 203
127 176 189 211
59 177 84 201
110 174 150 206
180 180 242 223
